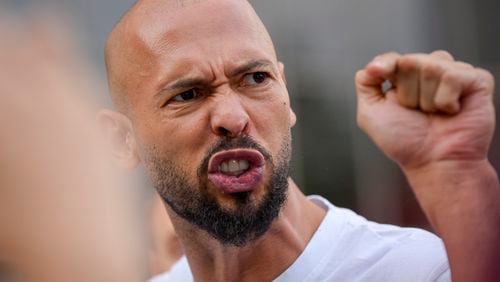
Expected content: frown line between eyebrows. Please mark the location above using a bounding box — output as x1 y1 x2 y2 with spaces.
167 77 209 92
155 59 275 99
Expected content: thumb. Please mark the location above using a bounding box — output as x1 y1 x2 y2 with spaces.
355 52 400 105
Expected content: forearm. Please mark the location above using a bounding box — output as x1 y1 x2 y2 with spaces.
404 160 500 282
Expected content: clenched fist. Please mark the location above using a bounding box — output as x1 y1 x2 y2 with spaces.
355 51 495 170
355 51 500 282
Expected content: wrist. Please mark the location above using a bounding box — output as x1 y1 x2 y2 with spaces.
403 159 497 186
402 159 499 225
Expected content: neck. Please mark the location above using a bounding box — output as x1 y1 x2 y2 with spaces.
167 179 326 282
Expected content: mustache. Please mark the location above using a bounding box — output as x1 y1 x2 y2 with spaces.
198 135 272 176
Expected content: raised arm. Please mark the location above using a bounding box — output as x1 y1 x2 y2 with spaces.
355 51 500 281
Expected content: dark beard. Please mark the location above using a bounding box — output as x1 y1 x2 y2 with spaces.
145 135 291 247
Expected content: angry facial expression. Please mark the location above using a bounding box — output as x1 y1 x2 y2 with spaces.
109 0 296 245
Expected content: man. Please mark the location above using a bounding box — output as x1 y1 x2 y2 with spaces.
100 0 500 281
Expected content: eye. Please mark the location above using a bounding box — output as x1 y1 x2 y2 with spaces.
242 72 269 86
171 89 200 102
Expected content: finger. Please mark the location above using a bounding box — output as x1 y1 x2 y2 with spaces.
430 50 454 61
365 52 400 81
355 70 384 105
455 61 474 70
396 55 421 108
356 52 400 104
433 67 491 114
419 61 444 112
474 68 495 95
434 72 464 114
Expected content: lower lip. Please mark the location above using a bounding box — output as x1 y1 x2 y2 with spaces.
208 166 265 194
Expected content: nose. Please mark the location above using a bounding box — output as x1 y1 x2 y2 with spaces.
209 93 249 138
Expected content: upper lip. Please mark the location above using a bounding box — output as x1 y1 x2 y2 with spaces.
208 149 265 173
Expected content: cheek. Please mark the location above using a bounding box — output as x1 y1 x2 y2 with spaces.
151 113 213 168
248 94 293 153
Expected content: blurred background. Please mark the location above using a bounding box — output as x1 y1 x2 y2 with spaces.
3 0 499 230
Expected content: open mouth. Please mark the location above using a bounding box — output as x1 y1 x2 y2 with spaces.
207 149 266 194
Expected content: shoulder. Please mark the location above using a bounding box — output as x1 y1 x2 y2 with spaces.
305 196 450 281
148 256 192 282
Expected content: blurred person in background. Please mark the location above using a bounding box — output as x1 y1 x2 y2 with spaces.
101 0 500 281
0 9 152 282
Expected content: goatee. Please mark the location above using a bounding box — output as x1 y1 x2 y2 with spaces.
145 135 292 246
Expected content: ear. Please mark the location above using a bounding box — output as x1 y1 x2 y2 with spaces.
289 108 297 128
97 109 140 169
278 62 296 127
278 61 287 85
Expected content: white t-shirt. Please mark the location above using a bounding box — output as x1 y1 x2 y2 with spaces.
150 195 451 282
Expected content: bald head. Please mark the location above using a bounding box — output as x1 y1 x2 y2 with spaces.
105 0 276 114
101 0 296 248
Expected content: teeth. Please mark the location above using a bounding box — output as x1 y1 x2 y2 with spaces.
228 160 239 172
239 160 249 171
219 159 250 176
221 162 228 172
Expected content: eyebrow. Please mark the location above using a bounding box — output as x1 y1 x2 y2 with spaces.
229 59 273 77
165 77 208 93
158 59 274 96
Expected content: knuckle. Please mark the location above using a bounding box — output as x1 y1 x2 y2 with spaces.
421 63 443 80
441 70 459 85
478 68 494 83
386 51 401 59
475 68 495 91
372 51 401 66
398 55 419 72
455 61 474 69
431 50 454 60
379 51 400 59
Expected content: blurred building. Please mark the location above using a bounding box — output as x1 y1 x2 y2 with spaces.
5 0 499 229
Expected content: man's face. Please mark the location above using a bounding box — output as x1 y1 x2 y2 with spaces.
117 0 296 245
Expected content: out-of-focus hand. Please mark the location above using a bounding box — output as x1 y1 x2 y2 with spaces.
0 10 147 282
